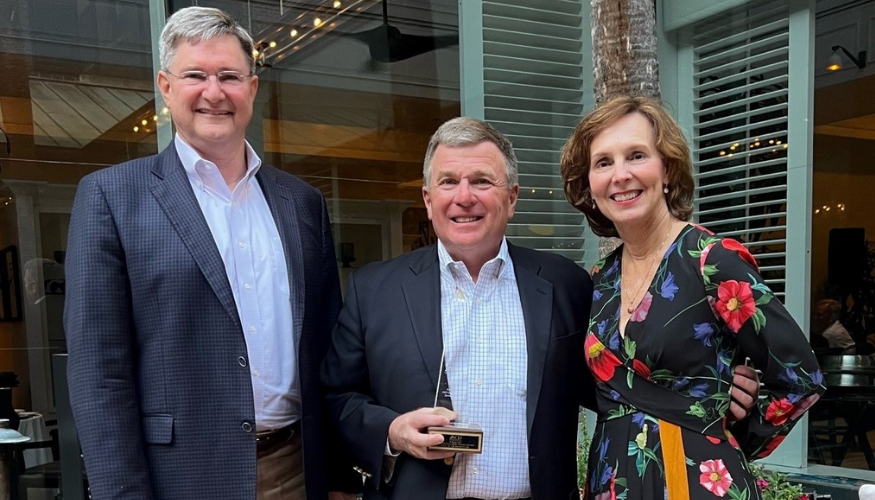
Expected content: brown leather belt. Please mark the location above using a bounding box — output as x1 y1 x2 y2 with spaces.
255 421 300 452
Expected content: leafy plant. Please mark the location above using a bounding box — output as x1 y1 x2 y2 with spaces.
750 463 805 500
577 409 592 495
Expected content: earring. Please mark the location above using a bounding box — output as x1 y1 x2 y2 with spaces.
663 185 669 194
592 200 597 209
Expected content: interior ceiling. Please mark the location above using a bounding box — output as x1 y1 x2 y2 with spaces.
814 115 875 140
28 80 154 148
814 73 875 140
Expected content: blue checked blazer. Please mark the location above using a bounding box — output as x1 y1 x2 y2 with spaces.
321 244 596 500
65 145 353 499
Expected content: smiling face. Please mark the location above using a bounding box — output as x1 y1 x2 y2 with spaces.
587 112 670 234
157 34 257 157
423 141 518 271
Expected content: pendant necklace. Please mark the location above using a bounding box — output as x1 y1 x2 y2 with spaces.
622 224 673 314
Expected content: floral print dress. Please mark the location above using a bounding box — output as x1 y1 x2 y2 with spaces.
584 224 825 500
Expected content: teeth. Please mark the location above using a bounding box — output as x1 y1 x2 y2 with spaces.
198 110 231 115
454 217 479 223
613 191 639 202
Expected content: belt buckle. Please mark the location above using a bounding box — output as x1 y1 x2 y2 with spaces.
255 422 298 447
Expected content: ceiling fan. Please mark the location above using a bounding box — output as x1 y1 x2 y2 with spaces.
346 0 458 63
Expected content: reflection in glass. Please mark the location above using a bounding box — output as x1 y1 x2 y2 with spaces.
0 0 158 495
810 1 875 470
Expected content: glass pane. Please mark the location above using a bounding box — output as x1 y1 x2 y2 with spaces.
205 0 460 268
809 1 875 474
0 0 157 496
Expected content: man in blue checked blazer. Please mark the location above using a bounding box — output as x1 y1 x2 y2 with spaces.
65 7 357 500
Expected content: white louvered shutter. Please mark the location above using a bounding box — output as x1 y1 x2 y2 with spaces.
460 0 590 264
688 1 792 299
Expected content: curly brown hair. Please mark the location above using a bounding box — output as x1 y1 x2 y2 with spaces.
560 96 694 237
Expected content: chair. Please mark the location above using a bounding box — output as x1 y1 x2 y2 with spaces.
12 354 91 500
14 444 89 500
12 425 63 500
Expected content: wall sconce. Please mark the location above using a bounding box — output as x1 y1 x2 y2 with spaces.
826 45 866 71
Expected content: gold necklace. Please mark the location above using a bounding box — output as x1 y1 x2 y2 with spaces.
622 225 673 314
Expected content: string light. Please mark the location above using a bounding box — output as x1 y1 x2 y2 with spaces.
815 203 847 216
717 137 788 157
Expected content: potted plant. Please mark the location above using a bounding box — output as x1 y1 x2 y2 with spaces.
750 464 805 500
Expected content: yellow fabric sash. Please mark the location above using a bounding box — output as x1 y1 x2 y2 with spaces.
659 419 690 500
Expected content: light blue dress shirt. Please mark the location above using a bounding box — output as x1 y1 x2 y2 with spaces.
176 135 297 431
438 238 530 499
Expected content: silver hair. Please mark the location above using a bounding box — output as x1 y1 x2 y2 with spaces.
422 117 519 189
159 7 255 74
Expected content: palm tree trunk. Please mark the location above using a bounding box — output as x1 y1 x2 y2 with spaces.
591 0 660 104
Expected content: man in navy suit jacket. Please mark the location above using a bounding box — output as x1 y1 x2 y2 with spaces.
65 7 355 500
322 117 595 500
321 117 761 500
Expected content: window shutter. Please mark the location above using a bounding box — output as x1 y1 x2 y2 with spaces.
689 1 791 298
461 0 591 264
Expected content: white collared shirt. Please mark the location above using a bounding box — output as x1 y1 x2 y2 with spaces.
438 239 530 499
176 135 298 431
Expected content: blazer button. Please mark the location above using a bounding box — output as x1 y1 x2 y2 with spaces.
238 356 247 367
242 422 253 432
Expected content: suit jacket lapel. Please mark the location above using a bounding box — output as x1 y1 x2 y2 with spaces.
509 244 553 436
149 146 240 328
257 167 305 346
402 247 444 389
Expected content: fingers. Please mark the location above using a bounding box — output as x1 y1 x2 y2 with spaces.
388 407 457 460
728 398 746 422
433 407 459 420
727 365 760 422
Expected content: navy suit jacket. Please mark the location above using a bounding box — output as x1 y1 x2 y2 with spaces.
65 145 350 499
321 243 595 500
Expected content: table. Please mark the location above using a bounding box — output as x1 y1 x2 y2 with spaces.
16 414 52 468
809 365 875 470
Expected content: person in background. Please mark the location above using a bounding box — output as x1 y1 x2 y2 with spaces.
813 299 856 354
65 7 357 500
561 95 825 500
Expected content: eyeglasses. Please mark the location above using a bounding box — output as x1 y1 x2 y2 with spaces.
165 70 254 87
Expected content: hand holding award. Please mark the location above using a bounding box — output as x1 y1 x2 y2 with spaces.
426 350 484 454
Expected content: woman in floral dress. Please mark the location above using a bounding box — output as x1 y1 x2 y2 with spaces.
560 96 825 500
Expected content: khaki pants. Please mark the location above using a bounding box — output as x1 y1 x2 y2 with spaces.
256 428 305 500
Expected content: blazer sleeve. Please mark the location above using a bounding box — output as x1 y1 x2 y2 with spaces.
316 197 363 494
321 269 401 484
64 175 155 500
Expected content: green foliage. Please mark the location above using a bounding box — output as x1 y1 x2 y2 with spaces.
750 464 805 500
577 410 591 492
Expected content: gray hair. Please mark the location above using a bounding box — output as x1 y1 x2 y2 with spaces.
422 117 518 189
159 7 255 74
